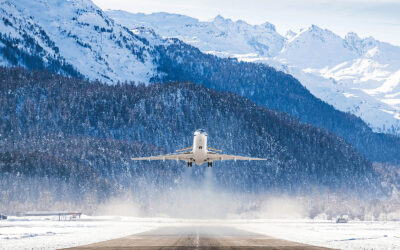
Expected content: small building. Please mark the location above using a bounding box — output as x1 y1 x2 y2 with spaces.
336 215 349 223
22 211 82 221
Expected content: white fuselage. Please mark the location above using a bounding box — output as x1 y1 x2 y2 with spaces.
192 133 208 165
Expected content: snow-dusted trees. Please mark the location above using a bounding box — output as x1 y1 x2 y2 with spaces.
156 39 400 165
0 67 387 213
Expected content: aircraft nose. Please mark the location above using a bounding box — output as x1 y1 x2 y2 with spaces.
194 129 207 136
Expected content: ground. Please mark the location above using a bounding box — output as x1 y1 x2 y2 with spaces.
1 216 400 249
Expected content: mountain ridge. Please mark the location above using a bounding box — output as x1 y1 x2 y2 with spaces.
106 10 400 135
153 37 400 165
1 0 400 166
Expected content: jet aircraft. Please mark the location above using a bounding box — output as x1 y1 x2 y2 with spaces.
131 129 268 167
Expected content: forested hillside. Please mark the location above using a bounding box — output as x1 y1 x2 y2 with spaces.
0 67 382 209
2 0 400 167
155 39 400 164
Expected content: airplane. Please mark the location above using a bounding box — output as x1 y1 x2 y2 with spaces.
131 129 268 167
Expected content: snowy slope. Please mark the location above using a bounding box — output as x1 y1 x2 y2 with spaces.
107 11 284 58
0 0 76 73
106 10 400 134
0 0 157 84
277 26 400 134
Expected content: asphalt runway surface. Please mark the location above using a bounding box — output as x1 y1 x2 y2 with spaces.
65 226 332 250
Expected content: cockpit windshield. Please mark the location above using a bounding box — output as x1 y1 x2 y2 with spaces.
194 129 207 136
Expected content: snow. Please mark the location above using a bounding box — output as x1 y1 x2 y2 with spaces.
1 216 399 249
0 0 158 84
106 10 284 57
106 10 400 135
278 25 357 68
370 70 400 94
2 1 400 132
0 216 163 249
235 219 400 250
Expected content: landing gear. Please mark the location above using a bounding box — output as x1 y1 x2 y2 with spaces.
207 162 213 167
187 162 193 167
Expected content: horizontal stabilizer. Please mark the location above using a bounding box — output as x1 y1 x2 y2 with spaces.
208 147 222 152
176 146 192 152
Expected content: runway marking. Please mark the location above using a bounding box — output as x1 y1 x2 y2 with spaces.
195 228 200 250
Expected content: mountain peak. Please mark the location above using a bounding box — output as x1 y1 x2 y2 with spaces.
296 24 340 42
344 32 379 55
261 21 276 31
285 30 297 40
344 32 363 54
345 32 361 41
212 14 233 24
309 24 323 31
213 14 224 20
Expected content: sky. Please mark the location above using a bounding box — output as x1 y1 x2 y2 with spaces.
92 0 400 46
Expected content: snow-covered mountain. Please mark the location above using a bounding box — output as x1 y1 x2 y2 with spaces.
2 1 400 200
0 0 157 83
107 11 284 59
106 10 400 135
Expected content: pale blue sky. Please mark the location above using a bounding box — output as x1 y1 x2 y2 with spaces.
93 0 400 46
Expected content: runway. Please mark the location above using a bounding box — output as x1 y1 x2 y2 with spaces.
65 226 332 249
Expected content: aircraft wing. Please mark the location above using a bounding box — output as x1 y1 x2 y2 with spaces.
206 152 268 162
131 152 194 162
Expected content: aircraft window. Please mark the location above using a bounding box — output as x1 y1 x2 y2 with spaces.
199 146 203 149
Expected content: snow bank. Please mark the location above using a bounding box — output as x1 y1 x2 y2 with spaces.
0 216 162 249
234 219 400 250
